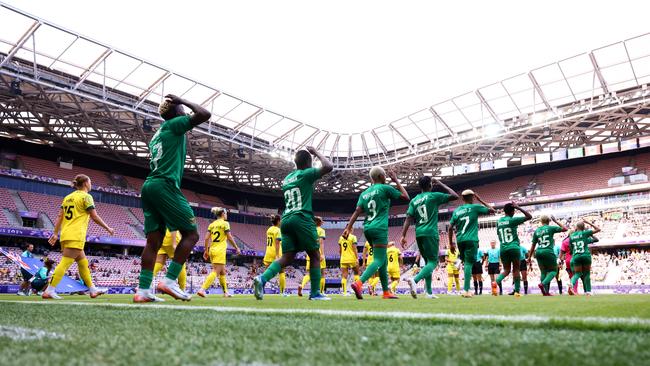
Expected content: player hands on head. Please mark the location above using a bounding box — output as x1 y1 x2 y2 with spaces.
253 146 334 301
343 166 409 300
134 94 211 303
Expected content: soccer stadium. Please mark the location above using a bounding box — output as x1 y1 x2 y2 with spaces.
1 1 650 365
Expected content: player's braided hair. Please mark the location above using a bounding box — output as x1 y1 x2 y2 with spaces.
72 174 90 189
158 99 173 117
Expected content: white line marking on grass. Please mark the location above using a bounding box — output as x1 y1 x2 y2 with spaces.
0 325 65 340
2 300 650 329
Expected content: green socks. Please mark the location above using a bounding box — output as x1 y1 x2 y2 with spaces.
262 261 282 283
309 267 321 297
571 273 581 288
138 269 153 290
514 276 521 293
165 261 184 281
496 273 505 285
584 272 591 292
360 246 387 283
463 262 472 292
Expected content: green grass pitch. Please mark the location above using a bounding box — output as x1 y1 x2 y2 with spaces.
1 294 650 366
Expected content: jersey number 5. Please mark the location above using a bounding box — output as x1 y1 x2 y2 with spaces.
64 205 74 220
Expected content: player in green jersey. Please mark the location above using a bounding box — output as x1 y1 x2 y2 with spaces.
527 215 567 296
567 219 601 296
448 189 495 298
254 147 333 301
400 176 458 299
494 202 532 298
344 166 409 300
134 94 211 303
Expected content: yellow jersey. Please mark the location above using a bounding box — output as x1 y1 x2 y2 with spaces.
446 248 460 271
207 218 230 253
339 234 358 264
364 241 374 264
59 190 95 242
387 246 401 273
307 227 326 265
263 225 282 263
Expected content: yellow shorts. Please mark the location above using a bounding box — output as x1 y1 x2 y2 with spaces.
61 240 85 250
306 259 326 270
340 262 358 269
446 266 459 275
157 244 174 258
263 260 274 267
388 270 400 279
209 247 226 265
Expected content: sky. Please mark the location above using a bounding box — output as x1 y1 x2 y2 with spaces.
4 0 650 132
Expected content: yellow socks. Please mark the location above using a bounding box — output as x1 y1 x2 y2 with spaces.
219 274 228 294
153 262 163 276
279 272 286 293
301 274 310 288
341 277 347 294
354 275 360 282
202 271 217 290
447 276 454 292
370 277 379 290
390 280 398 294
455 277 461 291
49 256 74 289
77 258 94 288
178 264 186 290
320 277 326 293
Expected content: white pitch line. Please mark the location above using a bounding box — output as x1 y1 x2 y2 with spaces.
0 325 65 340
2 300 650 328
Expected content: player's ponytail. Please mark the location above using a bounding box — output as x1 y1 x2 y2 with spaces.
72 174 90 189
271 214 280 226
211 206 226 218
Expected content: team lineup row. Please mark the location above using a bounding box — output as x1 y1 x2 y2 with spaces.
34 95 599 302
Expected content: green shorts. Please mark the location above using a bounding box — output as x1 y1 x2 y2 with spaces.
416 236 439 261
457 241 478 264
571 255 592 271
364 228 388 246
500 247 520 264
280 213 319 253
141 178 197 234
535 251 558 270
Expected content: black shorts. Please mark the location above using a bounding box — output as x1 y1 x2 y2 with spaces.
20 268 32 281
487 263 500 275
520 260 528 272
471 262 483 275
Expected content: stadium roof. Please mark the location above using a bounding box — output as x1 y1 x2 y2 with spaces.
1 2 650 195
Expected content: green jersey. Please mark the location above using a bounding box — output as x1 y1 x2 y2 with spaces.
282 167 321 219
450 204 490 243
496 216 527 251
356 183 402 232
406 192 451 238
569 230 594 259
147 115 193 188
532 225 563 254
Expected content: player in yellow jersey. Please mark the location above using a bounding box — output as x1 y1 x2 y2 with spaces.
362 241 379 295
263 215 288 296
152 229 187 291
43 174 114 299
298 217 327 297
386 242 403 294
445 243 462 295
197 207 241 298
338 230 360 296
